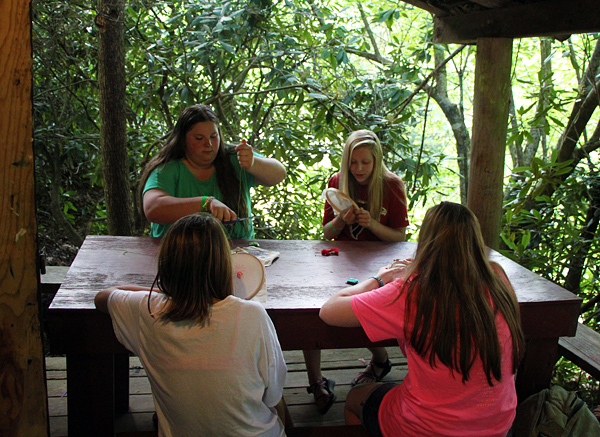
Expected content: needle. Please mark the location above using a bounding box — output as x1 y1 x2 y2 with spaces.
222 216 261 225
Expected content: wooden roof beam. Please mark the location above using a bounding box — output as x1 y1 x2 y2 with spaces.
401 0 447 17
433 0 600 44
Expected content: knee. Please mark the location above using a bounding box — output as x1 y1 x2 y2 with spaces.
344 384 372 424
344 388 362 425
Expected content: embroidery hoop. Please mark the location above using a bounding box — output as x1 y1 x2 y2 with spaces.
323 188 359 214
231 252 265 300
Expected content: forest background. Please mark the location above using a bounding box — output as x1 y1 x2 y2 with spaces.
33 0 600 404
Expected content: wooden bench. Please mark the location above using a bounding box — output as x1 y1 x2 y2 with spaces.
116 425 369 437
286 425 369 436
558 322 600 380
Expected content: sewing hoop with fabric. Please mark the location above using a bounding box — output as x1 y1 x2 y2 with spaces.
323 188 359 214
231 252 265 300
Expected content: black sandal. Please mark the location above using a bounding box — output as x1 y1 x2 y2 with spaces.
307 377 337 415
352 359 392 386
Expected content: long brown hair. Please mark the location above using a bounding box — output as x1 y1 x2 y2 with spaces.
139 104 249 221
338 129 406 219
150 213 232 324
400 202 524 385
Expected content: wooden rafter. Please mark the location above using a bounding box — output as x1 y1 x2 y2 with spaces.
432 0 600 43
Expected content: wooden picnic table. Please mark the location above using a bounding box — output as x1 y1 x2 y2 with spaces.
48 236 581 436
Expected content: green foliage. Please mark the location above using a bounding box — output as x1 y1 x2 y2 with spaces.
501 153 600 406
501 154 600 307
33 0 449 248
553 358 599 409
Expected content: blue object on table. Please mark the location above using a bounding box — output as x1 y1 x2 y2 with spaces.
346 278 359 285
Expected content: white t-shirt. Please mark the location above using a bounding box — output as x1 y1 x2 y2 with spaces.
108 291 287 437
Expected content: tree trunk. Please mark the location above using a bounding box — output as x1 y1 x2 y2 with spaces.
468 38 513 250
523 38 552 164
431 45 471 205
564 185 600 294
97 0 132 235
0 0 49 434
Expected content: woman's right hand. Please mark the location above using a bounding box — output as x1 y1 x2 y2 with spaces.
207 198 237 222
341 206 357 225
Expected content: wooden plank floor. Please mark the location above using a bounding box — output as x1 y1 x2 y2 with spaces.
47 348 407 436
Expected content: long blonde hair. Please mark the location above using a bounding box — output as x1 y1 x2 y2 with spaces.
399 202 525 385
338 130 406 220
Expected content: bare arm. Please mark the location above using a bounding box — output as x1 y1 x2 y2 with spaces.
143 189 237 223
94 285 152 314
236 140 286 186
319 265 405 327
248 156 287 186
323 207 357 240
355 208 406 242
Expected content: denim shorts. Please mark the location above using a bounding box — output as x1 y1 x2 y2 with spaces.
362 383 398 437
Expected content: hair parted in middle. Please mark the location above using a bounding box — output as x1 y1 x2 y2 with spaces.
398 201 525 386
338 129 406 220
138 104 249 221
150 213 233 324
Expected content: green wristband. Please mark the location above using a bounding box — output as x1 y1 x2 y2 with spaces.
329 221 342 232
370 276 384 287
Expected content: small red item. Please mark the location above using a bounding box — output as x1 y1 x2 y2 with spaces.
321 248 339 256
321 249 330 256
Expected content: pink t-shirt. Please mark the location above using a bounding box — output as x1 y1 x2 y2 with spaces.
323 173 409 241
351 279 517 437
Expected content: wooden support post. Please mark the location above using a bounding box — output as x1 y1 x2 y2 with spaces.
0 0 49 435
468 38 513 249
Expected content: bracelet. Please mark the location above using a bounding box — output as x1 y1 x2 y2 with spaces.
202 196 214 212
329 221 342 232
370 276 384 288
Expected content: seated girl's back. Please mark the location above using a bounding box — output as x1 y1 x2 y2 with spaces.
95 214 287 437
108 291 285 436
352 275 517 436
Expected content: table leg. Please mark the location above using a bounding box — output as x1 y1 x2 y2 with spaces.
516 337 559 403
115 353 130 414
67 353 115 436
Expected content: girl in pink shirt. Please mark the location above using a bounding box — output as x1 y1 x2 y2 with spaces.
320 202 525 437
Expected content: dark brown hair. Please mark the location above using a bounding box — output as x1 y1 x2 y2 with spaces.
400 202 525 385
150 213 232 324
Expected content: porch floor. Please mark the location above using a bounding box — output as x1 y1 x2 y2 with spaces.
47 348 407 436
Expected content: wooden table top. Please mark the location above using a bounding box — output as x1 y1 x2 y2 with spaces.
49 235 581 339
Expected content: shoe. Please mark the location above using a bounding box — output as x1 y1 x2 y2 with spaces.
152 412 158 430
351 359 392 386
307 377 337 415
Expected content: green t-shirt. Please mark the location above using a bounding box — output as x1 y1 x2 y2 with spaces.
143 154 257 238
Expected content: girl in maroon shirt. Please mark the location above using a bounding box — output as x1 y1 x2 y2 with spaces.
305 130 410 414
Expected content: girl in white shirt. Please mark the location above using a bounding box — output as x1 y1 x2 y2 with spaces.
95 214 288 436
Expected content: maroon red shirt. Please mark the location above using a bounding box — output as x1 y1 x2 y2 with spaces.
323 173 409 241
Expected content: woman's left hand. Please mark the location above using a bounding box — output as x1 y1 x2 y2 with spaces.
376 260 411 284
236 139 254 170
356 208 372 228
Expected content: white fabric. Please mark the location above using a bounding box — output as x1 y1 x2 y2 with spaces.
108 291 287 437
